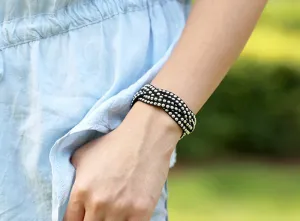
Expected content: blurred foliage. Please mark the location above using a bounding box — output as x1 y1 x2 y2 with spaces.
177 0 300 161
259 1 300 31
241 0 300 63
177 61 300 160
168 164 300 221
242 26 300 63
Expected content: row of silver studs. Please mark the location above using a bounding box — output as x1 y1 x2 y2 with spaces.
131 84 197 139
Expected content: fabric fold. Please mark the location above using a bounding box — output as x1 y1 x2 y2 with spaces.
0 0 191 220
49 35 180 220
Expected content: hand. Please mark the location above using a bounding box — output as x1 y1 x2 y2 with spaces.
63 102 181 221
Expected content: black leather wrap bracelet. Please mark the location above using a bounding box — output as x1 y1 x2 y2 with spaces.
130 84 197 139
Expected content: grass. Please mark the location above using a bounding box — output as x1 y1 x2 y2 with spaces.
168 163 300 221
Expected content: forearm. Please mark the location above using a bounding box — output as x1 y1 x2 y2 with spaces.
125 0 267 141
151 0 268 113
67 2 269 218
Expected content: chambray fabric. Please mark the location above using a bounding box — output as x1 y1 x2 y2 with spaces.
0 0 191 220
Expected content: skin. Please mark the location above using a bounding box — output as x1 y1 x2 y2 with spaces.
64 0 268 220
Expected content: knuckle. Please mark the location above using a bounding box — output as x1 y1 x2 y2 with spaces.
68 193 84 214
109 200 130 214
131 199 152 215
68 199 83 213
89 195 109 211
72 184 89 200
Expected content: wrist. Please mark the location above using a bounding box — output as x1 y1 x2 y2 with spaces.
122 101 182 142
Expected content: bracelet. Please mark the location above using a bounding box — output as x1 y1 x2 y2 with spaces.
130 84 197 139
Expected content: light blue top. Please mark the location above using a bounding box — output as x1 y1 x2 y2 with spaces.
0 0 190 220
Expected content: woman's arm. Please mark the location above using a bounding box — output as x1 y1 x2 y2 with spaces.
152 0 268 113
64 1 268 221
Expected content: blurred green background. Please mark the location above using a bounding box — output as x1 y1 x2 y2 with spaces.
168 1 300 220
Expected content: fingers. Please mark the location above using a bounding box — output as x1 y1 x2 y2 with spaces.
64 194 152 221
83 207 125 221
104 216 123 221
123 202 153 221
64 182 86 221
103 211 125 221
64 185 154 221
83 198 105 221
126 215 151 221
63 197 85 221
83 210 104 221
87 199 126 221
